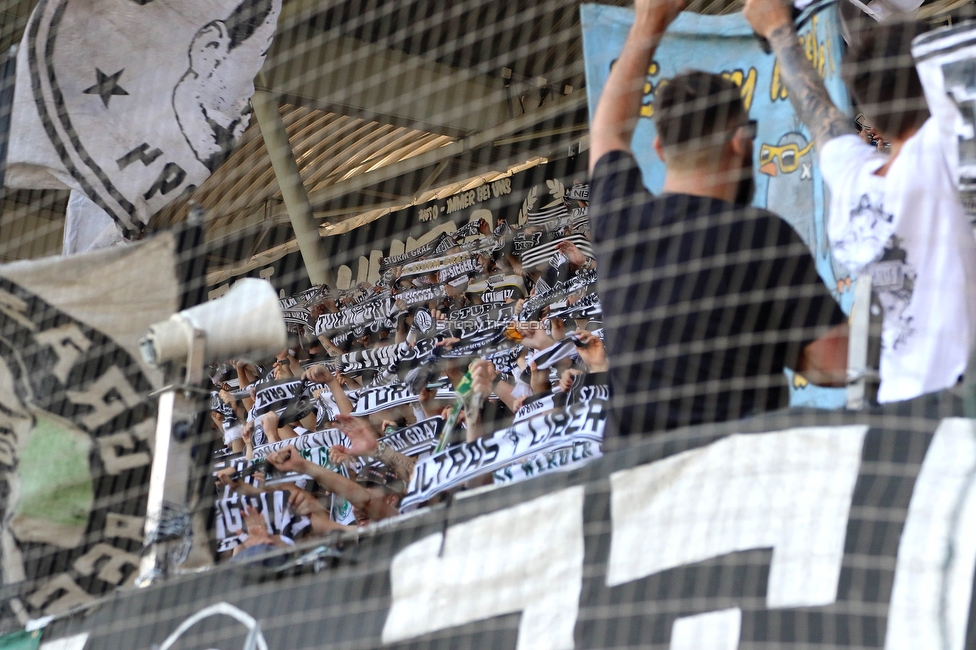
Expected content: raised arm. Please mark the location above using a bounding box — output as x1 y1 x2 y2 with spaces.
589 0 685 173
266 447 398 523
743 0 852 150
334 414 416 483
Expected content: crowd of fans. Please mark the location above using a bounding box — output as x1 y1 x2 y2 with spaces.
209 179 611 558
206 0 976 559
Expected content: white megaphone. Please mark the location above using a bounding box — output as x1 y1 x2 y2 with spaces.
139 278 287 368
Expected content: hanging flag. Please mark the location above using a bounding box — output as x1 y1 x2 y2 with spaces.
0 233 178 619
5 0 281 237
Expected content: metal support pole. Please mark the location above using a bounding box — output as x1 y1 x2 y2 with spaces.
251 88 333 287
847 274 874 410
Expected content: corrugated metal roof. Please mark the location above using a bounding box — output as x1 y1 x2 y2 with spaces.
152 103 455 234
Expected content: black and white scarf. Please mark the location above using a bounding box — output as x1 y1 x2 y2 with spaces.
314 298 398 336
215 490 311 553
380 235 447 271
566 371 611 404
353 383 418 415
399 251 473 277
251 379 305 418
513 390 567 423
396 285 447 307
452 219 486 241
519 233 594 270
519 268 598 320
492 439 602 486
526 337 579 370
436 255 481 283
379 417 444 457
548 292 603 320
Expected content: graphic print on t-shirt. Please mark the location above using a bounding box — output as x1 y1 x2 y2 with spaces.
839 194 896 268
843 193 917 351
872 236 917 350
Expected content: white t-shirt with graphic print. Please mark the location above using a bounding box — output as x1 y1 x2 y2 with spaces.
820 117 976 402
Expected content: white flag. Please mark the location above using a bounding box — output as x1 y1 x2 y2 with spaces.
5 0 281 237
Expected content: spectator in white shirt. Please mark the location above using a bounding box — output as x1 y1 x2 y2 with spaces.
744 6 976 402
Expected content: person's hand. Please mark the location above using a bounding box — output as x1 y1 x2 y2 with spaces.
743 0 791 39
215 467 240 491
303 363 337 385
469 360 496 397
218 389 236 407
635 0 685 30
573 329 609 372
549 317 566 341
555 240 587 268
334 414 380 456
529 361 550 394
241 422 253 446
266 446 306 474
435 337 461 351
273 359 294 380
328 445 356 469
559 368 583 393
242 504 271 542
289 489 328 516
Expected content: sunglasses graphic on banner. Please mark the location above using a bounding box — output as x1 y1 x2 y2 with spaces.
759 139 814 174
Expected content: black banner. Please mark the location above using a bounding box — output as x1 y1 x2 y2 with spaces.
30 392 976 649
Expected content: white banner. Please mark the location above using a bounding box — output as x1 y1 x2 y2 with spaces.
403 400 607 507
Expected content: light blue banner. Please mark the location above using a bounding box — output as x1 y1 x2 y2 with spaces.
581 2 853 406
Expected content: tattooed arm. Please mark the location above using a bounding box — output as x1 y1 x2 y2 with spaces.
373 444 417 483
744 0 852 150
334 414 417 483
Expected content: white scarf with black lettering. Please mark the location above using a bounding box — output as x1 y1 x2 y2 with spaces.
215 489 310 553
402 399 607 507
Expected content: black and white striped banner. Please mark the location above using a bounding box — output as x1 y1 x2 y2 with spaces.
525 202 568 226
403 399 607 507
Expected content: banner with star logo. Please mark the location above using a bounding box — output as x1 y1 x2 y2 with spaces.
4 0 281 238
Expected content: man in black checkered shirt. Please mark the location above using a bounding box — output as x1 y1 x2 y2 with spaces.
587 0 848 435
